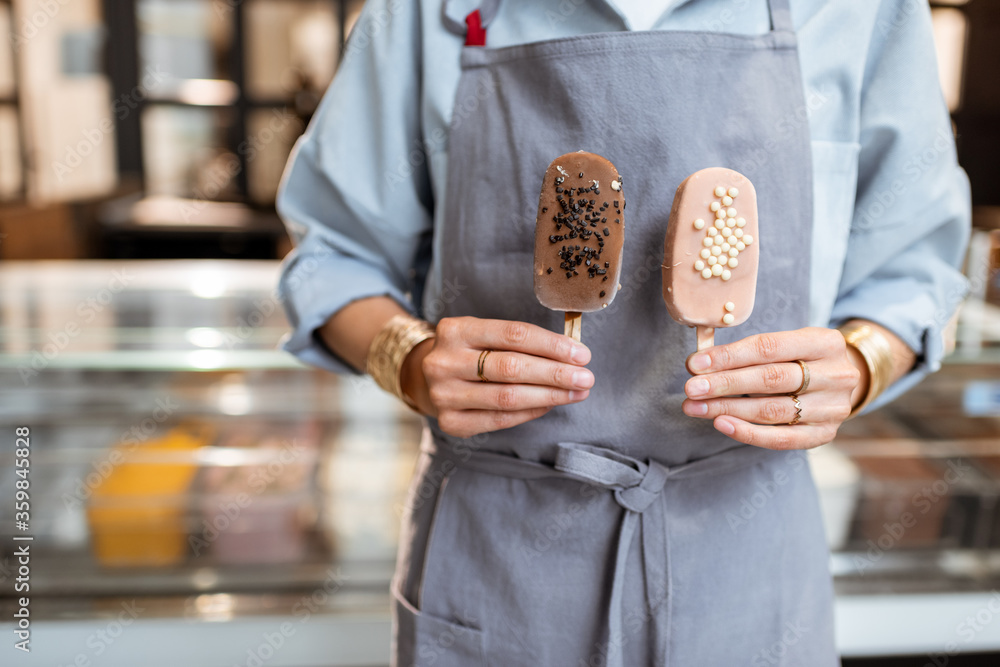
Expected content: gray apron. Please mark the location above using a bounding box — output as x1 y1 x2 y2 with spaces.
392 1 837 664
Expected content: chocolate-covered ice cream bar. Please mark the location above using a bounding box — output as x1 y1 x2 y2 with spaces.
662 167 758 350
534 151 625 340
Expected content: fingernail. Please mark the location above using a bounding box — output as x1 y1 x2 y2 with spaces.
689 354 711 372
569 390 589 401
571 345 590 364
687 378 710 397
572 370 594 389
686 401 708 416
715 418 736 435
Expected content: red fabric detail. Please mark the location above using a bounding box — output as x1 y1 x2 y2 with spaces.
464 9 487 47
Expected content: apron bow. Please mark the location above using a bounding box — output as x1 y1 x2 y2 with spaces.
555 441 669 513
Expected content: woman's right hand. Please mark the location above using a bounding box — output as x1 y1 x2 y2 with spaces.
400 316 594 438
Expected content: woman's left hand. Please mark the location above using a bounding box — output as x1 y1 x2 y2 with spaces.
682 327 863 450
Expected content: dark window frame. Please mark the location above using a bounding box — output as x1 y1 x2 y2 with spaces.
0 0 28 201
102 0 348 206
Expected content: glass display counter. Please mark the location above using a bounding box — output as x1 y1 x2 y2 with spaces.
0 259 998 665
0 261 418 666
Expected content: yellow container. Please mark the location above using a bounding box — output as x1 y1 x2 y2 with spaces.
86 424 209 567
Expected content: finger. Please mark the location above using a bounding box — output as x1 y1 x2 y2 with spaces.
442 382 589 412
713 415 837 450
449 317 591 365
682 393 840 425
686 327 843 374
469 350 595 389
437 407 553 438
684 362 814 399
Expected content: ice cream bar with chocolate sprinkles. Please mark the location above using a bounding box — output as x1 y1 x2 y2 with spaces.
662 167 758 351
533 151 626 341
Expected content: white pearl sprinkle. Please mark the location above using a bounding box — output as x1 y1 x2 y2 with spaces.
726 207 737 218
700 248 711 259
726 235 737 245
715 219 726 229
728 257 739 268
712 264 724 276
711 246 722 256
724 302 735 312
728 187 739 197
726 218 736 228
736 241 746 251
694 218 706 230
744 235 754 245
694 260 705 271
734 228 744 238
611 180 621 191
702 268 713 279
728 248 739 257
721 243 731 252
736 218 746 228
707 256 718 266
723 313 735 325
714 186 726 197
708 227 719 237
722 196 733 206
703 237 714 247
713 236 724 246
710 202 721 212
722 269 732 281
716 209 727 219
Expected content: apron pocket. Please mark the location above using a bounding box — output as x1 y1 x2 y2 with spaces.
393 466 487 666
391 583 487 666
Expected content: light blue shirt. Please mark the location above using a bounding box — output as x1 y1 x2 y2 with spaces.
275 0 971 411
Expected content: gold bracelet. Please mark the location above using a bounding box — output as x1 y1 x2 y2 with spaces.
366 314 436 412
838 322 893 419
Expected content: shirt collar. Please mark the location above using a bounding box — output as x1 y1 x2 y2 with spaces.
599 0 695 30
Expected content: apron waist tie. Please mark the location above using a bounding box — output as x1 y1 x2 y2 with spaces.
422 435 777 667
555 443 669 667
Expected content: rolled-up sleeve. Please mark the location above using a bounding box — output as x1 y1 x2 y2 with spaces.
275 0 432 375
828 0 972 410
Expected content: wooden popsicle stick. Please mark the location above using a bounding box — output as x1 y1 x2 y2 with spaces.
696 326 715 351
564 312 582 342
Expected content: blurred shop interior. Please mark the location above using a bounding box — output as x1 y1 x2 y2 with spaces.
1 1 1000 666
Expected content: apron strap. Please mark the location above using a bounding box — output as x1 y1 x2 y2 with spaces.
445 0 791 42
767 0 795 33
442 0 502 44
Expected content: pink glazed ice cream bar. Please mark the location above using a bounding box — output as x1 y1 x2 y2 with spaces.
662 168 758 350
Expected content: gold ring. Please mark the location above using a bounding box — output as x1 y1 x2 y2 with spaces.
477 349 491 382
787 394 802 425
794 360 811 394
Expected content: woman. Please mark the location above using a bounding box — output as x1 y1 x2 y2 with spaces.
275 0 971 664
